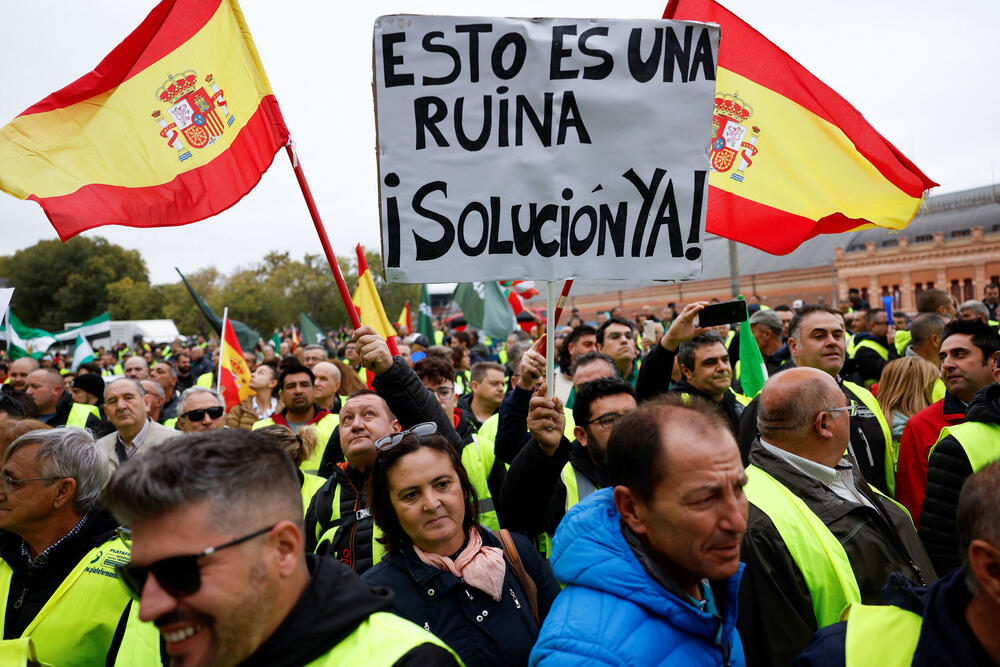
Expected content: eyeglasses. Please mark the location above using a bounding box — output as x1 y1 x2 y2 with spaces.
429 386 454 398
181 406 225 421
825 401 859 417
115 525 275 600
374 421 438 452
1 473 61 493
586 412 624 430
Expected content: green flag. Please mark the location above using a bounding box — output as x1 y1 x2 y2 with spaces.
271 331 281 351
299 312 326 345
1 312 57 360
417 284 435 339
176 268 260 351
453 282 516 341
738 295 768 398
72 332 95 371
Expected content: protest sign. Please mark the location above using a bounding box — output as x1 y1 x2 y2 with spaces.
374 15 719 283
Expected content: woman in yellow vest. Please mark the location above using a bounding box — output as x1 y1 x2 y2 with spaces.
362 425 561 667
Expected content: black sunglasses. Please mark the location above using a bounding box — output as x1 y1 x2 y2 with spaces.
374 421 438 452
115 525 274 599
181 405 225 421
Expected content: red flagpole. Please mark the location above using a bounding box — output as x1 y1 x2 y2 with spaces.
284 141 362 330
552 279 574 327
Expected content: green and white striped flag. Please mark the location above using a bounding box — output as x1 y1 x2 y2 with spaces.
72 332 95 371
1 311 57 360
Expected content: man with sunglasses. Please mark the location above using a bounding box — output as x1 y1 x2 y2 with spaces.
0 427 161 665
96 378 180 471
737 367 935 667
178 387 226 433
104 429 460 667
501 376 636 555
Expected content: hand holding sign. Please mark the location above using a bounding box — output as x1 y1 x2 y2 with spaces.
517 334 547 390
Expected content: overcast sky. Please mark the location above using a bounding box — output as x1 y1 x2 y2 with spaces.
1 0 996 285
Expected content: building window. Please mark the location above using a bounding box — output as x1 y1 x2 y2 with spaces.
951 279 962 302
861 287 870 304
881 239 899 248
915 282 924 300
914 234 933 243
950 229 971 238
846 243 866 252
963 278 974 302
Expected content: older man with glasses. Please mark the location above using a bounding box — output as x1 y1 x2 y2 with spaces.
177 386 227 433
737 367 935 667
0 427 160 664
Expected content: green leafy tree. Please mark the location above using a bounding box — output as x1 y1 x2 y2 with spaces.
0 237 148 330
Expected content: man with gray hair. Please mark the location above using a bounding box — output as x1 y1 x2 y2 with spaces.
0 427 160 664
104 430 458 666
97 378 179 470
141 378 166 423
177 386 226 433
958 299 992 326
738 367 934 666
151 360 181 422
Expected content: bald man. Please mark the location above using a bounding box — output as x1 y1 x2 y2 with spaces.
123 355 149 380
312 361 342 414
4 357 38 394
25 368 102 430
737 367 934 666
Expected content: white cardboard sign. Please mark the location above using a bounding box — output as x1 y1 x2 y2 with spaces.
374 15 719 283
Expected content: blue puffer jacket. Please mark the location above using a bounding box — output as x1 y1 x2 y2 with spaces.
530 489 745 666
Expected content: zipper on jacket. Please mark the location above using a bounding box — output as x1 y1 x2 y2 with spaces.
508 587 522 610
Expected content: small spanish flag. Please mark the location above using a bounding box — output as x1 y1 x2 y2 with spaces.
352 245 397 340
664 0 937 255
220 315 252 411
0 0 289 240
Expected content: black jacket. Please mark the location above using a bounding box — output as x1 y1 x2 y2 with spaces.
739 377 891 494
739 440 936 667
361 528 560 667
920 382 1000 575
305 463 375 573
0 509 120 639
242 555 457 666
792 569 994 667
634 341 676 403
44 391 103 433
500 437 607 539
494 385 534 465
845 332 898 387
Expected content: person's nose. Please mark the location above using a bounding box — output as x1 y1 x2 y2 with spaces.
138 571 179 624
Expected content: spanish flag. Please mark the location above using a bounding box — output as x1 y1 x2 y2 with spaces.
664 0 937 254
352 244 397 340
0 0 288 241
220 314 252 411
395 301 412 334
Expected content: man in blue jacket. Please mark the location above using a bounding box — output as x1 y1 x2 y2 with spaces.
531 395 748 666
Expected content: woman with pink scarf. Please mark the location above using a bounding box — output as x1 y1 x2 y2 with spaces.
362 423 560 666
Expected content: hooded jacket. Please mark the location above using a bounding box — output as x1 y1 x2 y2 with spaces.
792 569 995 667
530 489 745 666
920 382 1000 574
241 555 458 666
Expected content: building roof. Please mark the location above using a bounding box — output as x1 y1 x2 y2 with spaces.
568 184 1000 297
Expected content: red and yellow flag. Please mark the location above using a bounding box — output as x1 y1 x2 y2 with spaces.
220 316 252 411
395 301 412 334
352 244 397 340
0 0 289 240
664 0 937 254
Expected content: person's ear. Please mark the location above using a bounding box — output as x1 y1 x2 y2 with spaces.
614 486 647 538
968 539 1000 604
814 410 835 440
574 425 588 447
51 478 77 510
268 520 305 577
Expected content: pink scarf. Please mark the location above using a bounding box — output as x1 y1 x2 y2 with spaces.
414 527 506 601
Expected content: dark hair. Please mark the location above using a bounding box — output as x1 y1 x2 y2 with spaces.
957 460 1000 590
451 331 472 347
605 394 730 502
413 356 455 386
676 330 726 371
559 325 598 374
788 305 843 341
916 288 953 314
470 361 505 384
570 351 619 379
450 345 468 368
278 364 315 393
865 309 889 325
909 313 948 346
105 429 303 530
942 319 1000 364
367 432 478 554
572 377 636 429
596 317 635 345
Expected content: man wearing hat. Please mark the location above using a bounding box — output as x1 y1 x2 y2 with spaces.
748 309 793 377
70 373 117 437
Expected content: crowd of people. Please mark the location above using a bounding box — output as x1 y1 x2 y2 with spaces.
0 282 998 666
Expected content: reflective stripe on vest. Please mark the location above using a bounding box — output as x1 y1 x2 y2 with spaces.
304 611 459 665
561 462 598 510
196 372 213 388
0 537 160 667
163 417 178 430
893 330 911 356
460 434 499 531
66 403 99 428
315 481 387 568
931 378 946 403
744 465 861 627
842 381 894 495
931 421 1000 473
680 388 751 407
842 603 921 667
476 407 576 452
